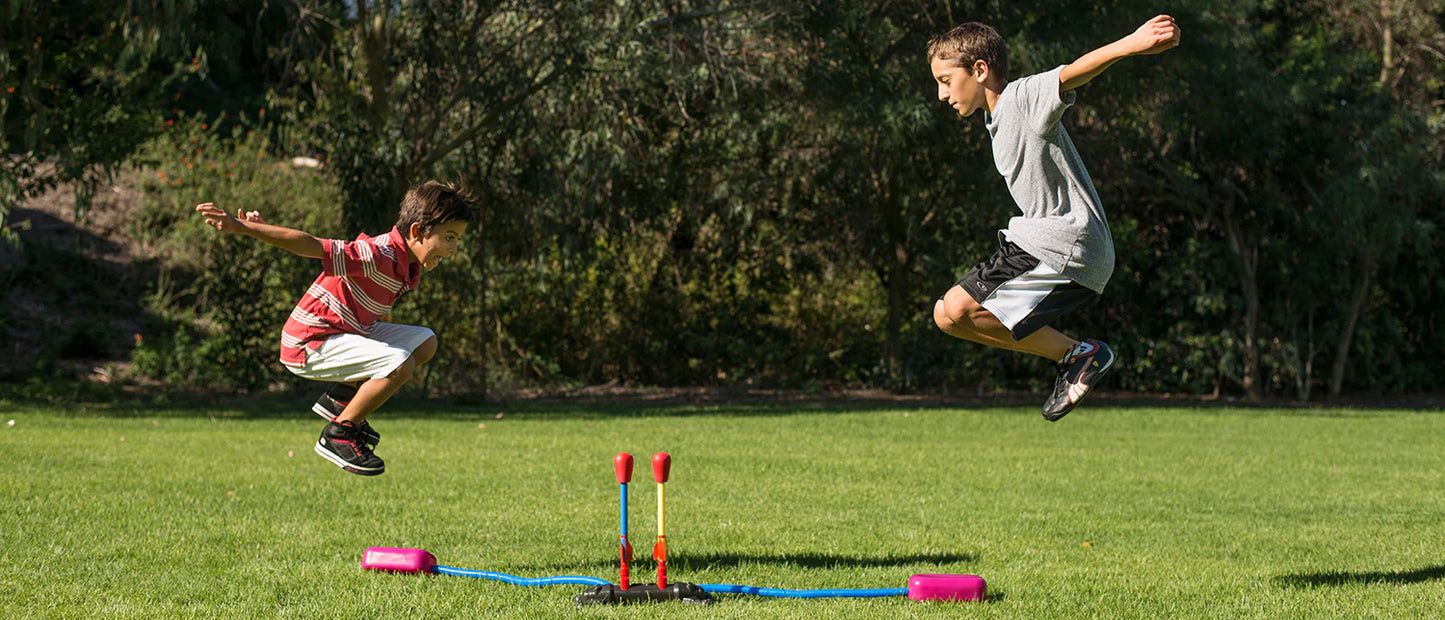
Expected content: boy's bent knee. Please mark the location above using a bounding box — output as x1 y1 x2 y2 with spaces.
936 288 975 326
936 287 1001 333
933 299 959 332
413 334 439 365
388 356 417 383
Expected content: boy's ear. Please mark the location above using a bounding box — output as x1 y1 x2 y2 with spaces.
974 59 990 82
407 221 424 241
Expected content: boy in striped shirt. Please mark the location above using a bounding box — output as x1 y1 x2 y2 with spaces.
195 181 475 475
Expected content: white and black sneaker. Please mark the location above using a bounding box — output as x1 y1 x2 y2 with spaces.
1041 339 1116 422
312 387 380 448
315 420 385 476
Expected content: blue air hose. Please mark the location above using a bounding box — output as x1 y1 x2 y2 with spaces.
364 548 984 601
699 583 908 598
434 565 612 586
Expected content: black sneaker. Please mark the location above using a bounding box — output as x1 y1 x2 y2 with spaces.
1041 339 1116 422
314 421 385 476
312 392 380 448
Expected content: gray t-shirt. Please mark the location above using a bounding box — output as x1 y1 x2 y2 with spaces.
984 65 1114 293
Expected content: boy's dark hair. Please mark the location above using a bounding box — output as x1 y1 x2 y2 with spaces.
927 23 1009 80
396 181 477 237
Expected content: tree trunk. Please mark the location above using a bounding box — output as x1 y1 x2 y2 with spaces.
1220 198 1262 400
356 2 393 125
1329 254 1375 398
1240 270 1261 400
477 253 489 398
1294 308 1316 401
872 159 911 389
1379 4 1394 87
885 236 909 387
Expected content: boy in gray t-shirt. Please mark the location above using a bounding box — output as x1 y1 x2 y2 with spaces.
927 15 1181 420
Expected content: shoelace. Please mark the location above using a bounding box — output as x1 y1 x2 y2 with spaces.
336 422 375 459
351 428 377 459
1057 351 1086 384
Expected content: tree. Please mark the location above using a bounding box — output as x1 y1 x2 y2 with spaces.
273 0 619 234
1311 0 1445 397
1 0 321 247
1 0 202 245
795 2 1001 387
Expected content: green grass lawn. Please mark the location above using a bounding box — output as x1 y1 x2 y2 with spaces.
3 400 1444 618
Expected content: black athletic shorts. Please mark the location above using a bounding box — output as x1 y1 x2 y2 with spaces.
945 238 1097 341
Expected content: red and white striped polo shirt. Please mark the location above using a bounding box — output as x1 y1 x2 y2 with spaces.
279 226 420 367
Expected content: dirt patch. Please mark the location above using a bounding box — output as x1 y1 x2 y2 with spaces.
1 168 153 378
6 168 148 262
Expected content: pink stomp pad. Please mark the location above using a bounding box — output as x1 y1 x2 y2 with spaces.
362 547 437 573
907 573 986 601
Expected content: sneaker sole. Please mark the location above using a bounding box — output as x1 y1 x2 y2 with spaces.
1042 350 1117 422
313 440 384 476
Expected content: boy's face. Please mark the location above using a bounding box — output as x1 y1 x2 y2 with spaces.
931 56 988 117
407 220 468 270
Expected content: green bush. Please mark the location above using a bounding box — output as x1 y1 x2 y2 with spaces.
127 113 346 391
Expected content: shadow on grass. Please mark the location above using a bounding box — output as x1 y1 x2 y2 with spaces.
523 551 976 574
9 386 1439 420
16 395 1005 421
1275 565 1445 587
676 550 977 570
507 553 1008 603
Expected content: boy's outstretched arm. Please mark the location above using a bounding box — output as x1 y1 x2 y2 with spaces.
194 202 324 258
1059 15 1181 92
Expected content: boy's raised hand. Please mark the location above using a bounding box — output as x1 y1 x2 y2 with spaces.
193 202 323 257
1127 15 1181 55
195 202 263 233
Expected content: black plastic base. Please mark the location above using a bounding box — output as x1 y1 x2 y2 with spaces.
574 582 714 607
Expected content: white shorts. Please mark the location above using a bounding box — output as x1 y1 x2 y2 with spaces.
286 323 435 383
